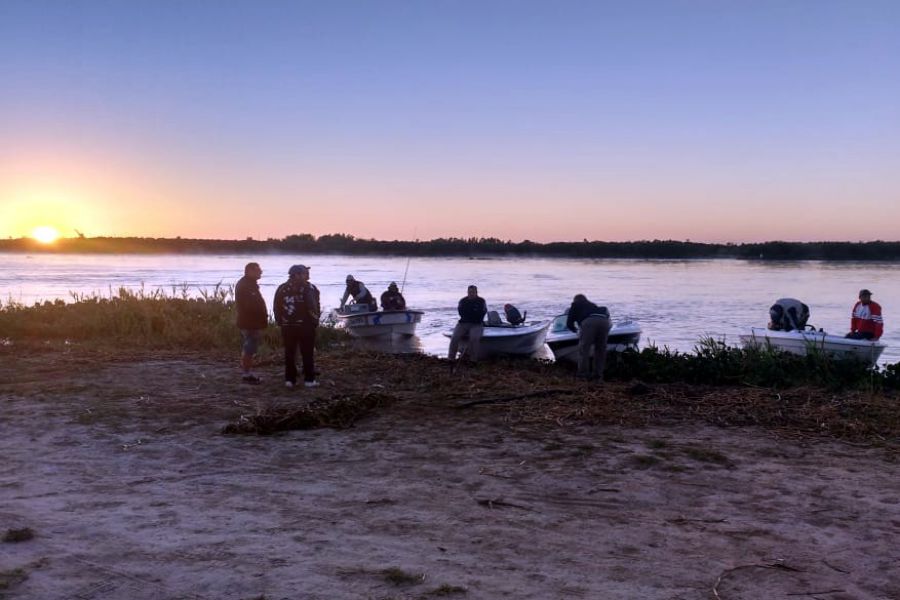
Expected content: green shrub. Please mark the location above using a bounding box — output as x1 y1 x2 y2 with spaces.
0 287 348 352
605 337 895 391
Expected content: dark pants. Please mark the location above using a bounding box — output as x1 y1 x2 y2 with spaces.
578 315 611 380
846 331 874 340
282 324 316 383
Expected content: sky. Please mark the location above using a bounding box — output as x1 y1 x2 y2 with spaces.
2 0 899 243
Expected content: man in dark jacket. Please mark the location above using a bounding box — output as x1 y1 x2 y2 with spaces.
235 262 267 384
380 282 406 311
448 285 488 364
274 264 321 388
567 294 611 381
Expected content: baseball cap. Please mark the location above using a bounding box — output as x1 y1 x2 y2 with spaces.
289 264 310 276
859 288 872 297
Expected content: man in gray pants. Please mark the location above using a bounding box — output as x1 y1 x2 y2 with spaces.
566 294 611 381
448 285 488 364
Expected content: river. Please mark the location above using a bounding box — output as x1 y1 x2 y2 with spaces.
1 253 897 364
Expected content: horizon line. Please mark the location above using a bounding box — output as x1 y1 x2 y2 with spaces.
5 234 900 246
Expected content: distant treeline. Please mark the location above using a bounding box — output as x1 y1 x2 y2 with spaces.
3 234 900 260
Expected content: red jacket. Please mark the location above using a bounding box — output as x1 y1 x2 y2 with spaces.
850 300 884 339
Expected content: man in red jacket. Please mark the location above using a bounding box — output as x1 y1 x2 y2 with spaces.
846 289 884 340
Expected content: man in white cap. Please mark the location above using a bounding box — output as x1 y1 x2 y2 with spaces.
340 274 377 312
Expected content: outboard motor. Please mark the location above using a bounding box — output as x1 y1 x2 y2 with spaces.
503 303 526 326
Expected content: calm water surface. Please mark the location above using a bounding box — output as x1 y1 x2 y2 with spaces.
1 253 897 364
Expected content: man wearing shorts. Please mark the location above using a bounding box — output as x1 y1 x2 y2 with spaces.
235 262 268 384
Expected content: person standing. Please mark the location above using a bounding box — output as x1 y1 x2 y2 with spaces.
847 289 884 340
340 275 377 312
380 282 406 311
274 265 321 388
235 262 267 384
566 294 611 381
448 285 487 364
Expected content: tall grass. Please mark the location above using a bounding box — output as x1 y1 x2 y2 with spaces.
0 286 347 351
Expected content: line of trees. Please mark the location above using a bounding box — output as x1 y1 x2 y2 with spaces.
2 234 900 260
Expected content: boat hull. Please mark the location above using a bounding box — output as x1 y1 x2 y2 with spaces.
545 314 642 363
739 327 886 366
444 321 550 359
334 309 424 338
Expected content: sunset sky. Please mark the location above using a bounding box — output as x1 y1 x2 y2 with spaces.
2 1 899 243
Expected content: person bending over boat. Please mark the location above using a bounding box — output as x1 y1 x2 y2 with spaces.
380 282 406 311
846 289 883 340
274 265 321 388
340 275 377 312
566 294 611 382
768 298 810 332
235 262 267 384
448 285 487 364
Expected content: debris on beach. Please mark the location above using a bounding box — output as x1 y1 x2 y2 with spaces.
222 392 394 435
3 528 35 543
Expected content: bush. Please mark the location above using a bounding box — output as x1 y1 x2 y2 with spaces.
0 287 348 352
605 338 895 391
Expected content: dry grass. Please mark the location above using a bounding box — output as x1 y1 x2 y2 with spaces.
222 392 394 435
3 329 899 444
209 348 900 445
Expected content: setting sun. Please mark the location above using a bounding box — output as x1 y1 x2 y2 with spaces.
32 226 61 244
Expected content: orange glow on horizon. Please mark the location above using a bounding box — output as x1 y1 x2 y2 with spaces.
32 225 61 244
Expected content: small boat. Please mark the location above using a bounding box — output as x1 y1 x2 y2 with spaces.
739 327 887 366
443 320 550 359
545 313 642 363
330 304 424 338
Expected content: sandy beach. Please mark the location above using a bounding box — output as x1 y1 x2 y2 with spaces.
2 348 900 600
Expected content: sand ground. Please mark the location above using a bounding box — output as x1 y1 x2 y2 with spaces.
2 350 900 600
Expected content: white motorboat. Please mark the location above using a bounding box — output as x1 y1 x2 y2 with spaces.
545 313 642 363
330 305 424 338
443 320 550 359
739 327 887 366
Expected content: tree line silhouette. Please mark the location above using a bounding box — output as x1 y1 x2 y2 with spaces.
2 234 899 260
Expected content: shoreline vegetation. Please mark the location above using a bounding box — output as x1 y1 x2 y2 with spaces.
4 234 900 260
2 290 898 397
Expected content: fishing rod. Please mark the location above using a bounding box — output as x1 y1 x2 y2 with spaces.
400 254 412 294
399 229 416 294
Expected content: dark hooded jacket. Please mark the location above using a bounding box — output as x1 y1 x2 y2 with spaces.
381 289 406 310
566 297 609 332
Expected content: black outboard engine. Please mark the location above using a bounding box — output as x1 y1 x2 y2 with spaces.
504 303 526 326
